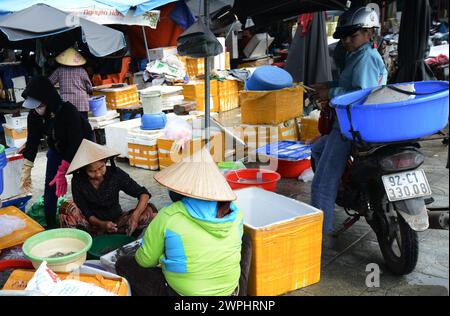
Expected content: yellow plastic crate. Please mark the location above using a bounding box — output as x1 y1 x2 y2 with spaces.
128 143 159 171
234 118 300 160
0 206 45 250
180 81 219 112
239 86 304 125
180 80 239 113
186 57 205 79
234 187 323 296
217 80 239 112
93 84 139 109
2 125 27 139
157 132 225 169
3 269 129 296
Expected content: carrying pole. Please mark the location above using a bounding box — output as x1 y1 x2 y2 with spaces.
141 26 151 63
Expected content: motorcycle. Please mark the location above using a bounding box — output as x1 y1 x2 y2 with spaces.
306 86 448 276
313 139 435 275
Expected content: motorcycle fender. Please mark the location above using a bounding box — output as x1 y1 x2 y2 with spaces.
394 198 429 232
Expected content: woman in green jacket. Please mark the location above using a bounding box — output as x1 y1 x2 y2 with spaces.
115 149 252 296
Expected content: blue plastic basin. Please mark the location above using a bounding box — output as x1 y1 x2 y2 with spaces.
0 145 7 196
141 112 167 130
330 81 449 143
89 96 107 117
245 66 293 91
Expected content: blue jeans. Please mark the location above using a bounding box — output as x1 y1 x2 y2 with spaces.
311 121 352 233
44 149 62 228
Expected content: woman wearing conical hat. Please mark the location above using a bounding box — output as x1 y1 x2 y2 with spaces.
115 148 253 296
49 47 92 119
59 139 156 237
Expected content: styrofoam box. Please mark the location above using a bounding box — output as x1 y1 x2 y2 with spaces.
105 119 142 157
5 136 26 149
4 114 28 130
0 154 24 200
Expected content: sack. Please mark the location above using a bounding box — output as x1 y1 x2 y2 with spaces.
177 19 224 58
318 102 335 135
26 196 66 227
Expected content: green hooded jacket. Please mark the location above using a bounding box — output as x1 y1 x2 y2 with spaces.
135 198 243 296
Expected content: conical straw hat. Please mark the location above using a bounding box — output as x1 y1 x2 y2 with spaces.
154 148 236 201
67 139 120 174
56 48 86 66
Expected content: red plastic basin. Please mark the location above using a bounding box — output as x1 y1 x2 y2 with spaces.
0 260 34 272
271 158 311 178
225 169 281 192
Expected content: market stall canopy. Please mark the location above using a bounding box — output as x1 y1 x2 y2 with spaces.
0 4 126 57
0 0 176 27
186 0 234 17
232 0 349 27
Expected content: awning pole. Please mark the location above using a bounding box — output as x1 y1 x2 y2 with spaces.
141 25 151 62
204 0 211 149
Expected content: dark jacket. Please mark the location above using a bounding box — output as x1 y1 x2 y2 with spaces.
21 76 93 162
71 166 151 221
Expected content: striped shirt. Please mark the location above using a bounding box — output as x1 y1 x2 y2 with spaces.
49 66 93 112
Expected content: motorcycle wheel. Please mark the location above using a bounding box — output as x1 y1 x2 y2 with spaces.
375 197 419 275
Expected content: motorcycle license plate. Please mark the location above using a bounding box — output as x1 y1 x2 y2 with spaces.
382 169 432 202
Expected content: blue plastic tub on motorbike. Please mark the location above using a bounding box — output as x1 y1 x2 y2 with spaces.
330 81 449 143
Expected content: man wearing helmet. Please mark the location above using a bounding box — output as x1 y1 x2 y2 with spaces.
310 5 388 234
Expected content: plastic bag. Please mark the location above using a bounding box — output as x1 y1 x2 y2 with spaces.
163 116 193 148
25 262 115 296
298 167 314 182
0 215 26 238
25 196 66 227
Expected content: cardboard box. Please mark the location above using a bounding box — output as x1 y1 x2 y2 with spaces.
299 117 320 143
243 33 275 58
148 46 178 61
235 188 323 296
237 56 273 68
239 86 304 125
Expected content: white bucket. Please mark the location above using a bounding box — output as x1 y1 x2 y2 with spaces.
141 91 162 114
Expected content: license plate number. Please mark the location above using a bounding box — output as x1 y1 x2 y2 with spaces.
382 169 432 202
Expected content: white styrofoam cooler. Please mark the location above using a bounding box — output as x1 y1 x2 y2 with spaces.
105 119 142 157
234 187 322 229
0 153 24 200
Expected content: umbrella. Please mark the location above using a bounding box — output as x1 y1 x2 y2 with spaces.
285 12 332 85
390 0 436 82
232 0 349 28
0 3 126 57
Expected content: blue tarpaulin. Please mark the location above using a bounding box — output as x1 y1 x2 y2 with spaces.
0 0 178 16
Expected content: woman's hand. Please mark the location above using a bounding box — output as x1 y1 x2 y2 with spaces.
103 221 118 233
127 215 139 236
311 83 329 102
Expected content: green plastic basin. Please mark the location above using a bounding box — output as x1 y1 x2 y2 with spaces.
88 234 136 259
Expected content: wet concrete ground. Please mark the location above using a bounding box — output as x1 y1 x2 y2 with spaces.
28 139 449 296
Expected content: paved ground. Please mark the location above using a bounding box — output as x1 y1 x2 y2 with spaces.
28 139 449 296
